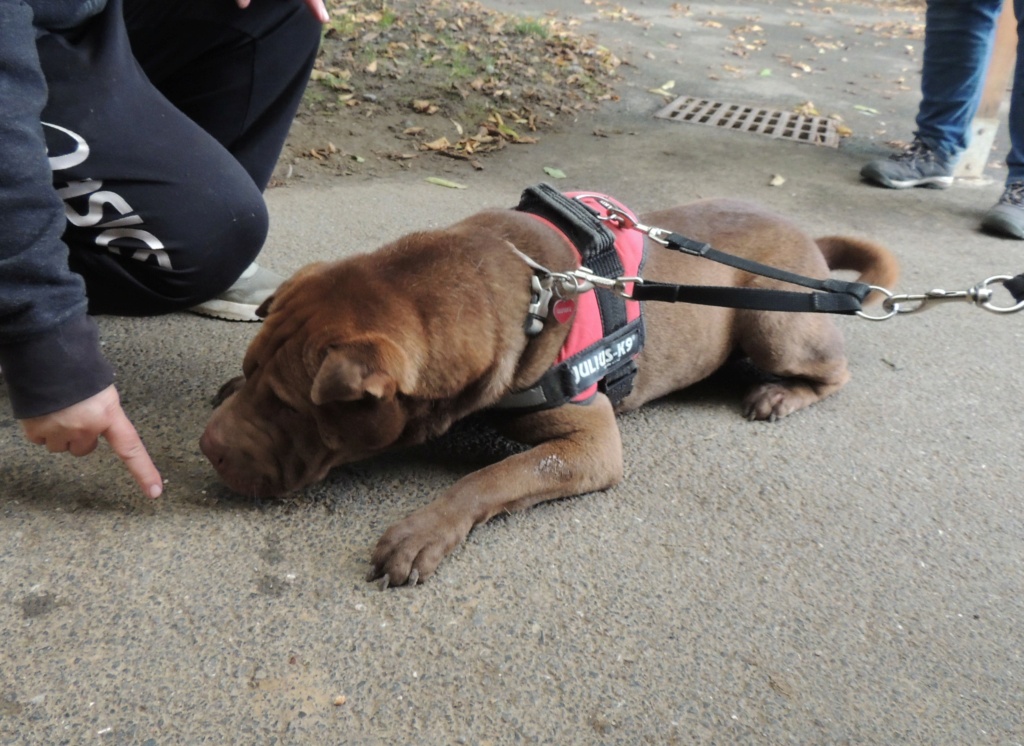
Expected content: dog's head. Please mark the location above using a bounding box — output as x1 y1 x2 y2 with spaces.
199 260 429 498
200 222 549 498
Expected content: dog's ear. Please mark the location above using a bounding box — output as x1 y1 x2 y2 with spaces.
255 295 274 319
256 263 327 319
310 337 416 405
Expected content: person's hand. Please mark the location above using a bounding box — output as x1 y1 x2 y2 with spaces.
20 384 163 499
235 0 330 23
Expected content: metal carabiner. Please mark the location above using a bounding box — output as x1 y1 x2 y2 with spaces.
976 275 1024 314
592 205 638 231
882 288 975 315
856 285 899 321
571 266 643 299
599 209 675 248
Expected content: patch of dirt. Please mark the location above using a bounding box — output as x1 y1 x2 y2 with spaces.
276 0 927 186
276 0 623 185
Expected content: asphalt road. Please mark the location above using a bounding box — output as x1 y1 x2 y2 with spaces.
2 1 1022 744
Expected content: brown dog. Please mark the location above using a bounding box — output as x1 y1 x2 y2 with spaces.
200 195 898 587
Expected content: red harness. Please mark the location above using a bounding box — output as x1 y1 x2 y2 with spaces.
497 186 647 411
530 192 644 402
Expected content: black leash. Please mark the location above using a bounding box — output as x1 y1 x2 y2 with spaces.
511 186 1024 320
631 232 870 314
585 197 872 315
579 194 1024 318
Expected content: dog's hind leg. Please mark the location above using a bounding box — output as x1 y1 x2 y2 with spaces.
738 313 852 421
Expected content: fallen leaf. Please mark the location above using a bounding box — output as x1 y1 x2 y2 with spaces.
426 177 467 189
412 99 439 114
364 59 378 74
543 166 567 179
854 104 880 115
794 101 819 117
648 87 676 100
422 136 452 151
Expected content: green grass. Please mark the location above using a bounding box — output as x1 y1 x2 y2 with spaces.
512 18 548 38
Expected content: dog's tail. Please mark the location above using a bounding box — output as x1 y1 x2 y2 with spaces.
815 235 900 306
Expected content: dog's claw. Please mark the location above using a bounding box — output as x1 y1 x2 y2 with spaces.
406 568 419 587
378 573 391 591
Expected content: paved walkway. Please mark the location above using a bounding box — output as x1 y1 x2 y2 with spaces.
2 2 1022 744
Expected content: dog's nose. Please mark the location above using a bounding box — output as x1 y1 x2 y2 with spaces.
199 427 225 466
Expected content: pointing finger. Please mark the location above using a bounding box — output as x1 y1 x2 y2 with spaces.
103 413 163 499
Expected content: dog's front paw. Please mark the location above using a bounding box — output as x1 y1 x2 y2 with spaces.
368 507 470 589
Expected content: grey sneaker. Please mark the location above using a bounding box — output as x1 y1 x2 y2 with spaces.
860 138 955 189
189 262 283 321
981 182 1024 239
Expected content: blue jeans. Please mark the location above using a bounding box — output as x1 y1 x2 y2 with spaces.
916 0 1024 183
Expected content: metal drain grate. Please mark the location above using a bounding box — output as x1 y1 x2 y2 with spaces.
654 96 840 148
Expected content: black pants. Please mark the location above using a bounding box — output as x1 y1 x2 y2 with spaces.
36 0 321 315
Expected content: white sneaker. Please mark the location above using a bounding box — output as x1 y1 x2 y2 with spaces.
189 263 283 322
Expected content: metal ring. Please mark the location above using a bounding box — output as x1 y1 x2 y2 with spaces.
856 285 899 321
978 275 1024 314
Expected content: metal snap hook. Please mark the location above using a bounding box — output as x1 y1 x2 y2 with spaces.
856 286 900 321
977 275 1024 313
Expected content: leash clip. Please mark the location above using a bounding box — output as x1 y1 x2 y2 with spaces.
859 275 1024 321
881 276 1024 315
975 274 1024 313
594 206 676 247
884 287 981 315
571 266 643 299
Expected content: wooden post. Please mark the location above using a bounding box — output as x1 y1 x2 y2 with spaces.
956 0 1018 179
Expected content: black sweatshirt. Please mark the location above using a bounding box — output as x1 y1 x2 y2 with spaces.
0 0 115 419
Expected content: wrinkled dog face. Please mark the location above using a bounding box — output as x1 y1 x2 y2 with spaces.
199 268 420 498
200 340 412 498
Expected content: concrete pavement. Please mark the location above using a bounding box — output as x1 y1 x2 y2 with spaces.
2 1 1022 744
